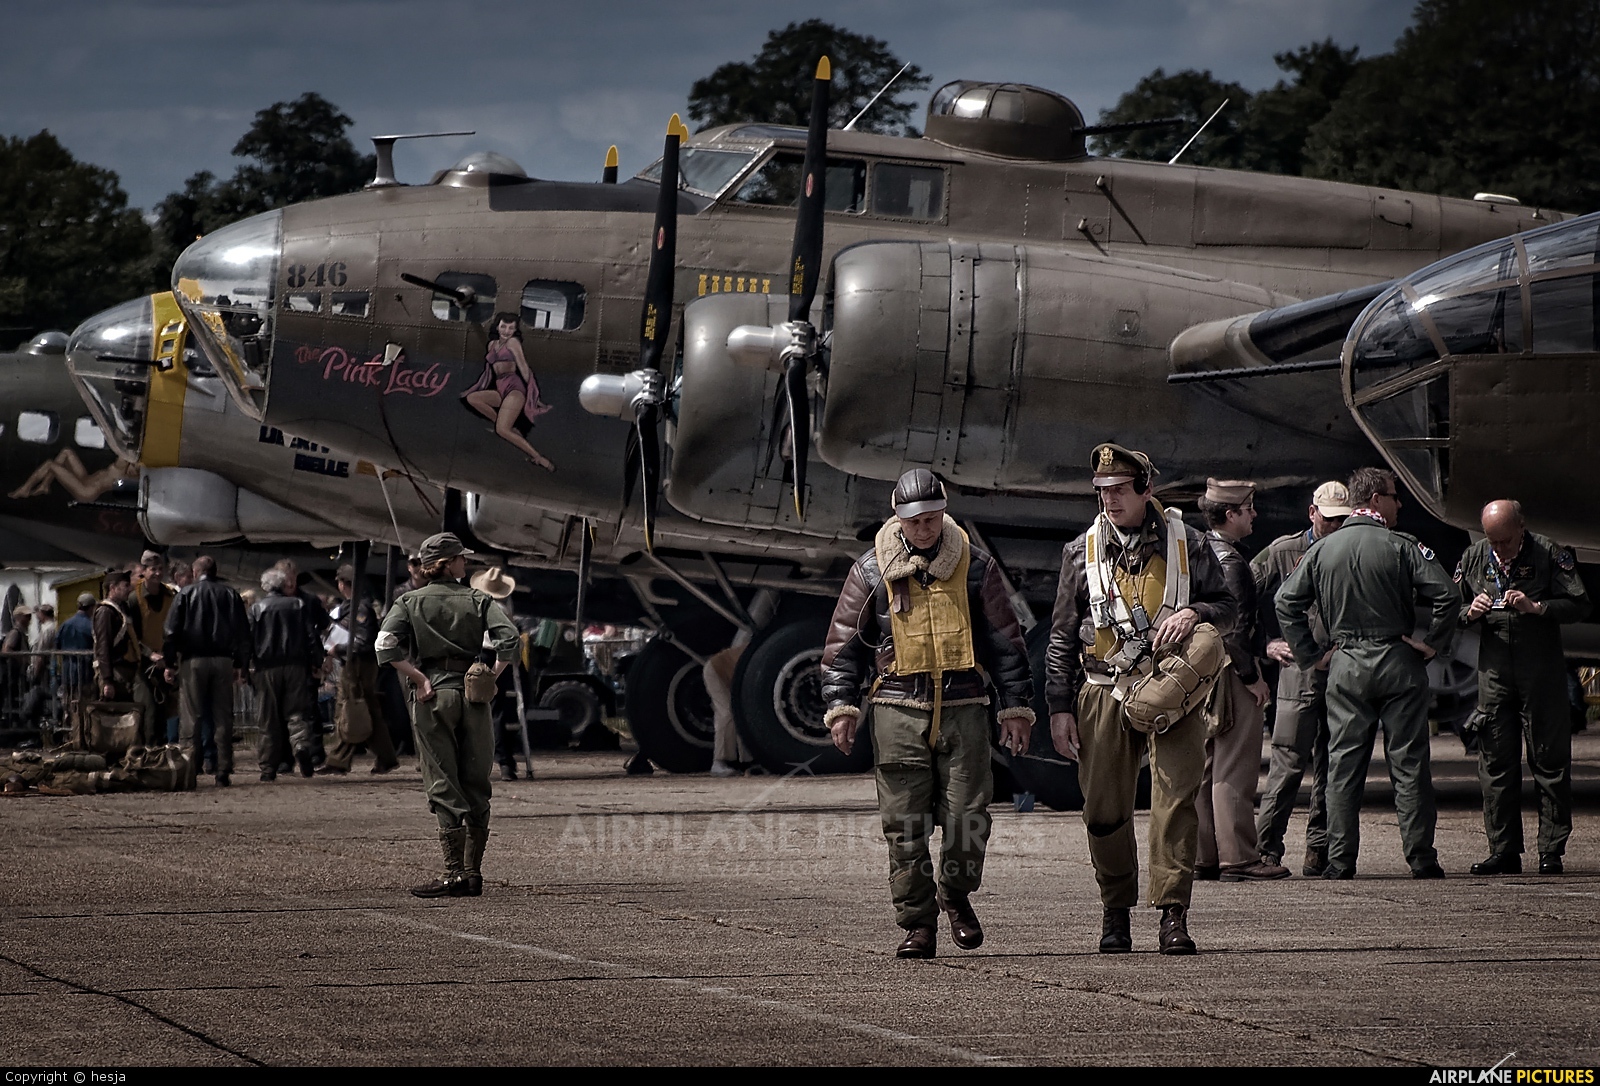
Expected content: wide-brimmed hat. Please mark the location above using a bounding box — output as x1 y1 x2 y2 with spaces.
470 566 516 599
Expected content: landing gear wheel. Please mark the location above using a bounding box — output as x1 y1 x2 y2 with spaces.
538 680 605 746
624 638 716 773
733 614 871 775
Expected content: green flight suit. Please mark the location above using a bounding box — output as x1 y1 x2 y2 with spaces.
1455 533 1590 859
1276 515 1458 876
376 580 518 830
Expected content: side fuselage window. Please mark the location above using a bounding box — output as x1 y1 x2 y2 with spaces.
74 417 106 449
428 272 498 324
17 411 59 444
872 163 945 221
732 152 866 214
521 281 586 331
330 291 370 318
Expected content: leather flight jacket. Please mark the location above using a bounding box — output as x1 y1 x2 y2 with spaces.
248 592 323 670
163 575 250 666
821 517 1033 720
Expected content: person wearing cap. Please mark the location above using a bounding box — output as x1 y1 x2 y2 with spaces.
1454 500 1589 876
317 564 399 776
821 468 1034 959
132 551 179 743
1275 467 1458 880
1193 479 1285 882
1252 481 1349 876
1045 443 1237 955
376 533 519 898
468 565 526 781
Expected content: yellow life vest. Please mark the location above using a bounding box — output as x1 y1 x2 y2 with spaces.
885 543 976 677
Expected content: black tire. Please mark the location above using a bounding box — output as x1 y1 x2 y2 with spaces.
624 638 717 773
733 613 872 774
539 680 603 742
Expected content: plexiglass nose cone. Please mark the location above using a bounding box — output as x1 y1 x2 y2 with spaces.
64 296 154 461
171 208 283 418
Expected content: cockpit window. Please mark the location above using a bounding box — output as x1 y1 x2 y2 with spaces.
872 163 945 221
284 292 321 313
429 272 497 324
637 147 758 198
731 152 866 213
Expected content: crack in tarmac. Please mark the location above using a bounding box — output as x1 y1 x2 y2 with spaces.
0 950 266 1066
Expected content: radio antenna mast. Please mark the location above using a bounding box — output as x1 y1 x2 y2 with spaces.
1167 99 1228 165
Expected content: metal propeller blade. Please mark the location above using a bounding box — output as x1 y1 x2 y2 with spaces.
783 356 810 517
602 145 619 184
788 56 830 323
772 57 832 519
610 114 680 551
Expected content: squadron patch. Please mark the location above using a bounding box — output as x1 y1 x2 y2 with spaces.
1452 559 1464 584
1557 546 1577 572
1417 541 1435 561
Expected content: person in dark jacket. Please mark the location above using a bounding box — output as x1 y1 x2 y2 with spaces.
318 564 399 775
273 559 331 769
821 469 1034 960
1045 444 1238 956
250 567 324 780
1194 480 1284 882
163 555 249 786
55 593 96 701
1456 499 1591 876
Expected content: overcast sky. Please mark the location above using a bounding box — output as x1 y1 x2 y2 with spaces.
4 0 1416 212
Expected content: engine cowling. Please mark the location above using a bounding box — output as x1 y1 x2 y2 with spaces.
818 240 1304 492
140 466 344 545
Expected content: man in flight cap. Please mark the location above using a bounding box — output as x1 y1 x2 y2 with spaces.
821 468 1034 959
1046 443 1237 954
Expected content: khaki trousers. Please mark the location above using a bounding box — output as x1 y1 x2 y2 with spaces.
1078 682 1205 909
1197 669 1265 868
872 702 993 930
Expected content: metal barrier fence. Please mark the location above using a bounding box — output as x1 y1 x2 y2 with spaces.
0 649 266 747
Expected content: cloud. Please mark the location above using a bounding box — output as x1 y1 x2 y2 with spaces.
0 0 1416 208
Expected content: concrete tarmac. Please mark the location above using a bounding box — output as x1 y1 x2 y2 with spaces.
3 731 1600 1066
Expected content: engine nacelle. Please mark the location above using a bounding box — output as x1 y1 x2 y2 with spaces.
140 467 344 545
818 240 1312 492
669 293 890 542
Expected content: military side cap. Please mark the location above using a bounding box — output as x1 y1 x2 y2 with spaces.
1204 478 1255 504
1090 442 1157 487
417 532 473 564
1313 481 1353 517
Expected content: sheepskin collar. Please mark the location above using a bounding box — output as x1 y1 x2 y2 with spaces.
875 515 967 584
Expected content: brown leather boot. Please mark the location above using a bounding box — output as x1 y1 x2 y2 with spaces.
1158 904 1196 955
411 828 469 898
895 925 937 959
937 889 983 950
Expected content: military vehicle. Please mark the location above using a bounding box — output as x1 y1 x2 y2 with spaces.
107 70 1564 786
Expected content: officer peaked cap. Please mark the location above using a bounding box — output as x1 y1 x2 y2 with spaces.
1090 443 1157 488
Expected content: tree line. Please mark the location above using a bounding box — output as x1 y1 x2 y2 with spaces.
2 1 1595 348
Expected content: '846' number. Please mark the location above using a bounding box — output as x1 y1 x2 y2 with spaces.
286 262 348 288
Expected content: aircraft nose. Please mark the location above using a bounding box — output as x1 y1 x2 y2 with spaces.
171 207 283 419
64 295 155 462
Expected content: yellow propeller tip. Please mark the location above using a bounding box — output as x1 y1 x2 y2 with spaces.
605 145 619 167
668 113 682 135
815 57 831 80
